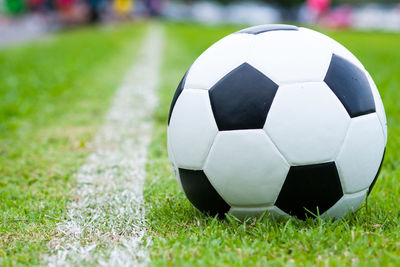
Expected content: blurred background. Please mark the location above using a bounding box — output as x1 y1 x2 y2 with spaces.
1 0 400 46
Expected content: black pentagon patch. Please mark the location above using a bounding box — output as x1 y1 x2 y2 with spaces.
275 162 343 220
368 148 386 196
179 168 230 218
209 63 278 131
324 54 376 118
168 69 189 125
236 24 298 35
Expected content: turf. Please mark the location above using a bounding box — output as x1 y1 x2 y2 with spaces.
0 23 145 265
145 23 400 266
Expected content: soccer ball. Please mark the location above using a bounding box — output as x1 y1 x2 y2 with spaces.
167 24 387 220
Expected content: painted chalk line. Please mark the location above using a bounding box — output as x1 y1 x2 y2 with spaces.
45 24 163 266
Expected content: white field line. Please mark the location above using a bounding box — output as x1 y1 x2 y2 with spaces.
45 24 163 266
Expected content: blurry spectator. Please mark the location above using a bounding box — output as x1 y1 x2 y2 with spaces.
57 0 90 25
113 0 133 18
322 5 352 29
4 0 26 15
307 0 330 14
27 0 46 12
306 0 330 21
87 0 101 22
145 0 164 16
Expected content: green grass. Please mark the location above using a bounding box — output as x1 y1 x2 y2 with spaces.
0 23 145 265
145 23 400 266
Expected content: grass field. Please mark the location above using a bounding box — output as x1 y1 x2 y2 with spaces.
0 23 145 265
1 21 400 266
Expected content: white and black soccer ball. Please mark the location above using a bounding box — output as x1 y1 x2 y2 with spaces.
167 24 387 220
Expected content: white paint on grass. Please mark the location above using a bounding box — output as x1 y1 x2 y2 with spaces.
46 24 163 266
